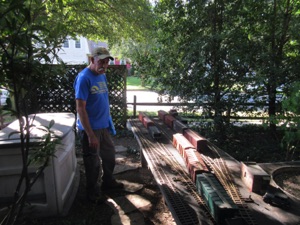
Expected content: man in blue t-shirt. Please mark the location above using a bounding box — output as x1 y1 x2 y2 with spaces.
74 47 123 204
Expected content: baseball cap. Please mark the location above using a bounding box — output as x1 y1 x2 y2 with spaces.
91 47 114 60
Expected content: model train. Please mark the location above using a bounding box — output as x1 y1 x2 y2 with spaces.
197 173 239 224
172 133 210 182
138 110 240 224
138 111 162 140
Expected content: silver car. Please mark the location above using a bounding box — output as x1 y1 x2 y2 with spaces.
0 89 9 106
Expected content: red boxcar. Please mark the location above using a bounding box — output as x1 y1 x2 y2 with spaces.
158 110 168 121
142 116 155 128
139 111 146 123
183 129 208 152
164 114 176 128
172 133 194 156
240 162 270 194
184 148 209 182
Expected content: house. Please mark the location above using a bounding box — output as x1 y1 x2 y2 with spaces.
54 37 108 65
53 36 129 66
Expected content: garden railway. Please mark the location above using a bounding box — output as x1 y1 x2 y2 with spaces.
127 110 300 225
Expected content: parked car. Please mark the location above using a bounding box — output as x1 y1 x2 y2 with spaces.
0 89 9 107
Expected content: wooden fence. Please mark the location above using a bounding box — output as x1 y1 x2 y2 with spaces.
31 65 127 129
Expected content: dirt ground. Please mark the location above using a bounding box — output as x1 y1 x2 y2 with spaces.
23 132 300 225
274 170 300 200
27 134 175 225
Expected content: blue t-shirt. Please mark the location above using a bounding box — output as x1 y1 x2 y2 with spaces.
74 68 110 130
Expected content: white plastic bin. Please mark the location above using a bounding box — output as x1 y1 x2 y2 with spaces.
0 113 79 217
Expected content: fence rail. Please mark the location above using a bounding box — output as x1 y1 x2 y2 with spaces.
127 95 272 120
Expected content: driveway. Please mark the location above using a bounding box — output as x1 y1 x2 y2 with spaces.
126 90 180 112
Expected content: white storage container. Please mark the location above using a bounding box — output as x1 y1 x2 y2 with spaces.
0 113 79 217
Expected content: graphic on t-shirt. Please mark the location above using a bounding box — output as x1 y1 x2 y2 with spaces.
90 81 107 94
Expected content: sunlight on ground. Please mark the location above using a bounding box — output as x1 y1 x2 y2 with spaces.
106 194 152 225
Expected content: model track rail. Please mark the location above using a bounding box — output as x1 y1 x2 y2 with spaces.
150 116 258 225
129 119 215 225
203 155 257 225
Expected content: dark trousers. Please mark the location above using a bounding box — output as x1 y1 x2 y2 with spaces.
78 128 116 194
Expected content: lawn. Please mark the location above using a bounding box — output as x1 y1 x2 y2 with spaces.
126 76 149 90
0 109 15 129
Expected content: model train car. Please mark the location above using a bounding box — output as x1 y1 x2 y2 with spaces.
142 116 155 128
172 133 209 182
158 110 208 153
173 119 188 133
138 111 162 140
172 133 194 156
151 110 240 224
158 110 168 121
164 114 176 129
184 148 210 182
148 125 162 140
240 161 270 194
196 173 238 224
183 128 208 152
139 111 146 122
169 109 179 117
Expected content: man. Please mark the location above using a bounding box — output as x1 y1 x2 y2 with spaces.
74 47 123 204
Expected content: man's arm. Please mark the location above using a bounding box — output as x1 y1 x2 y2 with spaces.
76 99 98 149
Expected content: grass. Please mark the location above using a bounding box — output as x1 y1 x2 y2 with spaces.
126 76 150 90
0 109 15 128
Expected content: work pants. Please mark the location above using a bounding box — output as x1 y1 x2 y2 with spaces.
78 128 116 194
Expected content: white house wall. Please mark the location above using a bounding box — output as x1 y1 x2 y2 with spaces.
56 37 90 65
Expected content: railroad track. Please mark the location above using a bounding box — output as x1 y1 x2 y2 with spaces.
130 117 258 225
203 155 257 225
129 119 215 225
152 117 259 225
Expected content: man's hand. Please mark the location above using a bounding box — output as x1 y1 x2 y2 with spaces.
76 99 99 148
108 116 116 136
88 133 99 149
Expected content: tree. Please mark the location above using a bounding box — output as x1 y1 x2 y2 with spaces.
130 0 254 137
281 81 300 160
54 0 154 44
0 0 154 224
0 1 70 224
243 0 300 134
125 0 300 137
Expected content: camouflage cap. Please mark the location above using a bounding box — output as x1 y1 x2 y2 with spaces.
91 47 114 60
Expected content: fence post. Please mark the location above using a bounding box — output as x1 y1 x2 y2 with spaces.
133 95 137 117
0 96 3 129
